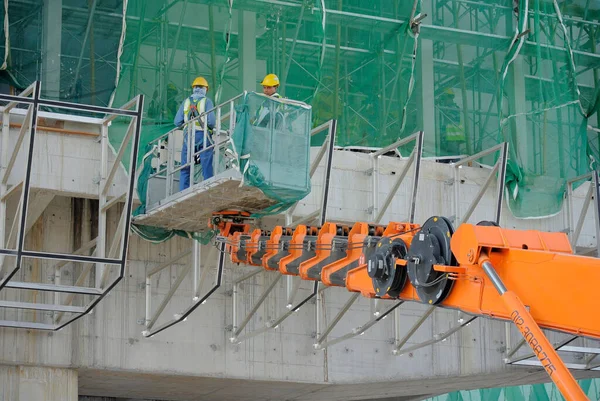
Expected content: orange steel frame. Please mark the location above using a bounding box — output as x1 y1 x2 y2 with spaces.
217 218 600 401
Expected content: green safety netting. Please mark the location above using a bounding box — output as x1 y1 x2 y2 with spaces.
2 1 600 224
231 92 312 214
0 0 127 102
423 377 600 401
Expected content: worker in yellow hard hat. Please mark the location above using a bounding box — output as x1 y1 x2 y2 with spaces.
174 76 216 190
260 73 281 98
254 73 283 128
438 87 465 161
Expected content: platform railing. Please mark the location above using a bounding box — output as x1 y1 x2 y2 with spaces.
145 92 247 207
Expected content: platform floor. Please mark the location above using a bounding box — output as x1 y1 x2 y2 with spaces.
132 171 277 232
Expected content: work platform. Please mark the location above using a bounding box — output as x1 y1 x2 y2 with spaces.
132 170 277 232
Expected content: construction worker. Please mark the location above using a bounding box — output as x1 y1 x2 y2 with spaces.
439 88 465 158
149 83 179 121
174 76 216 190
254 73 283 128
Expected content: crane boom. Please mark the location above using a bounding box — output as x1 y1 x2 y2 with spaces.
211 212 600 401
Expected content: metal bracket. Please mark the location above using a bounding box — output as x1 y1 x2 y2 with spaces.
0 81 144 331
452 142 509 226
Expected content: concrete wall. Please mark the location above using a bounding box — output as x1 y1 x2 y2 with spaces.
0 127 598 401
0 365 77 401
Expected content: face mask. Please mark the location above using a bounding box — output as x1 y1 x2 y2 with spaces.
192 87 207 98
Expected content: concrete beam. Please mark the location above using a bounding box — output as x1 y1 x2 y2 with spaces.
417 39 436 154
238 11 257 92
506 57 528 165
42 0 62 98
0 366 77 401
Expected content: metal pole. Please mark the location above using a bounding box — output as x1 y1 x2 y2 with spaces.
231 267 263 334
495 142 509 224
145 276 151 326
193 240 200 295
566 180 575 244
408 131 424 223
146 263 193 330
190 121 195 186
372 156 379 219
166 0 188 77
143 242 226 338
393 305 435 354
286 275 294 308
315 292 358 345
214 105 221 175
453 164 460 223
70 0 98 99
0 110 10 273
5 82 40 290
315 283 322 341
286 275 302 307
232 281 318 344
593 170 600 257
394 315 477 355
166 131 174 198
319 119 337 225
316 301 403 350
283 3 305 88
506 337 527 359
375 149 415 223
460 163 499 225
232 273 281 338
96 122 108 288
573 184 593 247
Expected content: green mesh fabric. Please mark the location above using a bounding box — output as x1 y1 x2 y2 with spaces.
2 1 600 222
423 378 600 401
231 92 312 215
0 0 126 102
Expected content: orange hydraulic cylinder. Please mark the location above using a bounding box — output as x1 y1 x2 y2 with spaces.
501 289 589 401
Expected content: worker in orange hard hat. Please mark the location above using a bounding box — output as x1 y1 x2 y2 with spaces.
174 76 216 190
254 73 283 128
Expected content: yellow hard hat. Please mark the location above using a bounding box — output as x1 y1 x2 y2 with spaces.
192 76 209 89
260 73 280 87
444 88 455 96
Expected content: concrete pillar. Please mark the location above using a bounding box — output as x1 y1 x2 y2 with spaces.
238 11 257 92
42 0 62 99
0 365 77 401
506 56 528 165
417 38 436 154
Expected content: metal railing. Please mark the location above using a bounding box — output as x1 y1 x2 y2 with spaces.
144 92 247 207
0 81 143 330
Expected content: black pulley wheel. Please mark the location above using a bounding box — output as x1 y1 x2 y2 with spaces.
366 237 409 298
407 216 456 305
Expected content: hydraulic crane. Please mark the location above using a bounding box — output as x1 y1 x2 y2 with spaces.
210 212 600 401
